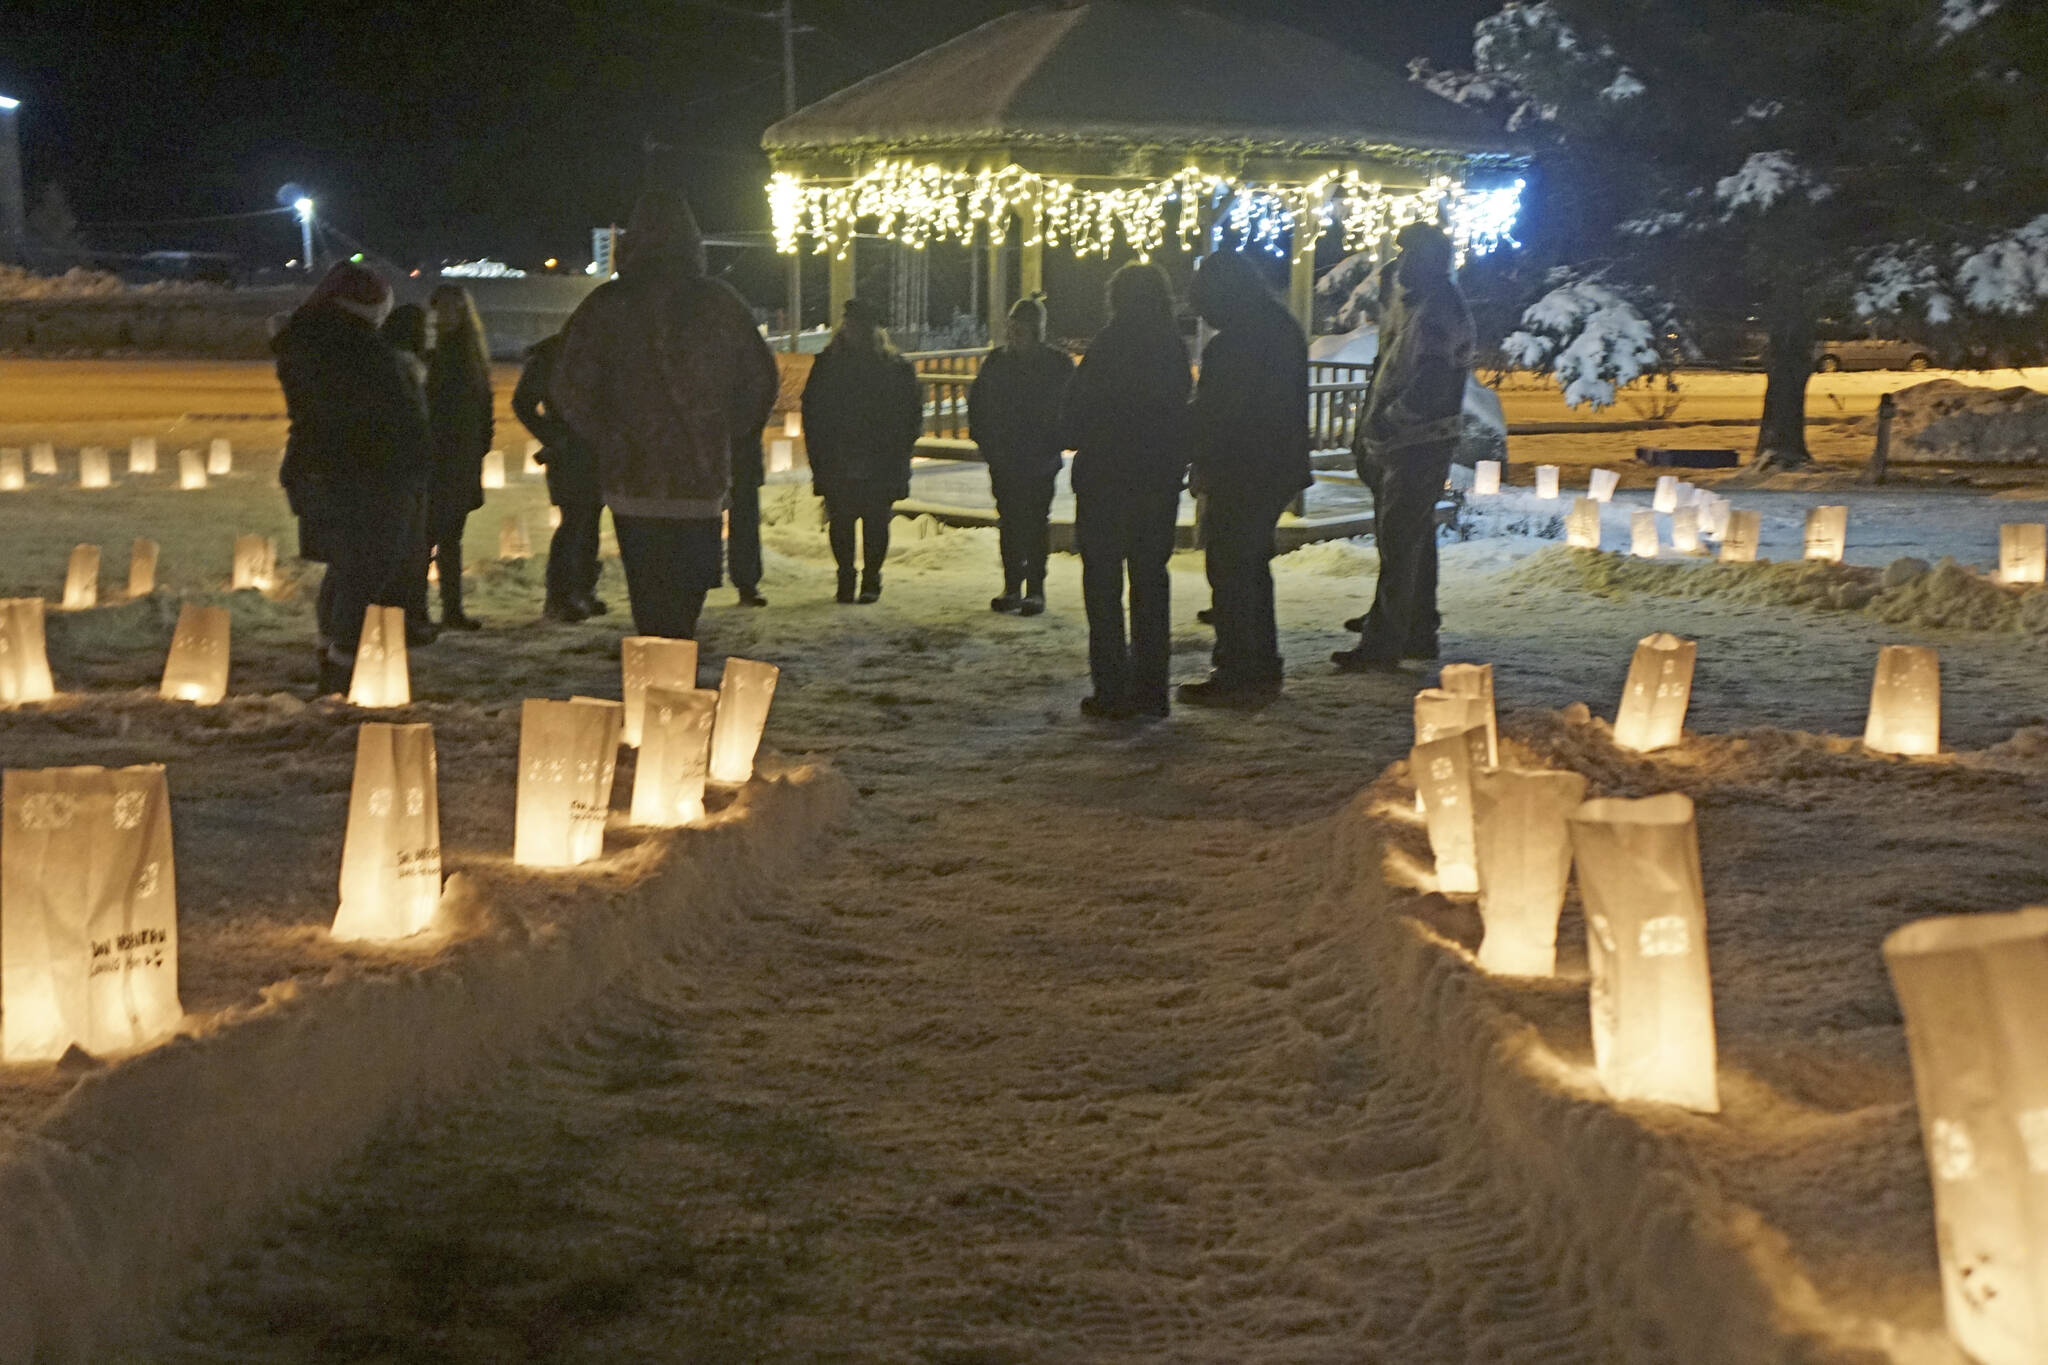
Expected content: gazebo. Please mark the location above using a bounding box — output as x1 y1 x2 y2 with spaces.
762 0 1525 334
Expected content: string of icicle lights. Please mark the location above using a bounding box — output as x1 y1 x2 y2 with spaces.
768 162 1523 263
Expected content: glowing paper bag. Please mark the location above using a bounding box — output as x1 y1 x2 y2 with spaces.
1883 908 2048 1365
783 411 802 438
77 447 110 489
231 534 276 591
1671 505 1701 555
29 443 56 476
523 439 544 476
1472 460 1501 496
2000 524 2046 586
1534 464 1560 499
1653 476 1679 514
481 450 506 488
1698 495 1730 540
0 598 56 705
347 605 411 708
621 635 699 747
62 544 99 610
1 764 183 1061
331 723 441 941
1804 505 1848 562
128 539 159 597
1566 497 1601 549
1568 792 1718 1112
1411 726 1490 895
158 603 229 704
630 686 719 827
1865 644 1940 756
1413 687 1487 750
1630 509 1659 559
1588 468 1619 503
514 698 622 867
179 448 208 490
207 438 232 476
500 516 531 560
128 437 157 475
0 449 20 491
1473 767 1589 976
1719 508 1761 563
708 658 780 785
768 439 795 474
1438 662 1499 767
1613 632 1695 752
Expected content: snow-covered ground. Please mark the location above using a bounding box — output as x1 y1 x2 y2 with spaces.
4 433 2047 1359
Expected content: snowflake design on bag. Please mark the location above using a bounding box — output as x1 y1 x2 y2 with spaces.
405 786 424 816
1931 1117 1977 1182
135 860 160 897
1638 916 1690 957
112 790 146 830
1588 913 1618 955
16 792 77 830
367 788 393 817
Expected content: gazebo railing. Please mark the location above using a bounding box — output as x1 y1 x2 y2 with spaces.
908 347 990 441
1310 361 1374 452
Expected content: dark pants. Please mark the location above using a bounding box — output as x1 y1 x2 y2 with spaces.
1076 488 1178 712
546 499 603 605
826 495 893 580
990 468 1056 592
727 476 763 594
314 493 421 653
1360 441 1455 651
613 514 722 639
1203 486 1291 687
403 506 471 621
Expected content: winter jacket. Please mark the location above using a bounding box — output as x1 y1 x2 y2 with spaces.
1192 297 1311 505
273 302 432 523
1059 317 1193 499
800 342 922 505
512 333 598 506
968 342 1074 481
426 341 495 518
1358 277 1475 465
554 248 780 520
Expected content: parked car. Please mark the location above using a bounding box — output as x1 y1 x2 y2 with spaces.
1813 335 1935 373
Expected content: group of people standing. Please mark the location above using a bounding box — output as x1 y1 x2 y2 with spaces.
275 187 1470 718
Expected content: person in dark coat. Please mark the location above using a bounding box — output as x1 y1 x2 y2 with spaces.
727 430 767 607
1060 263 1192 721
554 189 779 640
1177 251 1310 708
273 262 432 696
800 298 921 604
420 284 494 631
1335 223 1474 670
969 295 1073 616
513 331 607 622
381 304 430 386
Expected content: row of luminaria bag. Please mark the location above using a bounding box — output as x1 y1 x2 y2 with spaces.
0 598 56 704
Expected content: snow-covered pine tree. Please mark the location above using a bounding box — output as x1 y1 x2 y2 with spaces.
1424 0 2048 467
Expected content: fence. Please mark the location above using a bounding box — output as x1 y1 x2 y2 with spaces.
909 347 988 441
1310 360 1373 452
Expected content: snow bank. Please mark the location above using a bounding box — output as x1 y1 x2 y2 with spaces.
0 758 850 1363
1862 379 2048 466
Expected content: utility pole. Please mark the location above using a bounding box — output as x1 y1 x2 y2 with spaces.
781 0 802 352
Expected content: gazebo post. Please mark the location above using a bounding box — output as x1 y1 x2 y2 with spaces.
1288 242 1316 336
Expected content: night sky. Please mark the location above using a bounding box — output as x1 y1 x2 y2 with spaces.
2 0 1495 273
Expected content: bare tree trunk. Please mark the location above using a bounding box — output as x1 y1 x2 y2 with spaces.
1754 294 1815 469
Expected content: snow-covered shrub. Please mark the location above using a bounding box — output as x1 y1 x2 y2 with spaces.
1502 278 1662 409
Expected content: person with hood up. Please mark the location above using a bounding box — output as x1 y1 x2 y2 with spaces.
1059 262 1192 721
555 189 779 639
513 330 607 622
273 261 432 695
1333 223 1474 670
421 284 495 631
800 297 921 604
1177 251 1310 708
969 295 1073 615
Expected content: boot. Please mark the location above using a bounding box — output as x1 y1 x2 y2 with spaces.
836 569 857 604
991 582 1024 613
317 647 352 698
1018 581 1045 617
543 596 589 624
857 571 882 604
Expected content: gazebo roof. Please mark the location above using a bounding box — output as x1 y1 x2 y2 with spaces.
762 1 1520 167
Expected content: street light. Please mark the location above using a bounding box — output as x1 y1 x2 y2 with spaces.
294 197 315 273
0 97 19 111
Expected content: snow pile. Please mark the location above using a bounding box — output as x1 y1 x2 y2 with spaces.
1714 151 1832 214
0 265 221 301
0 751 847 1359
1508 544 2048 636
1859 378 2048 466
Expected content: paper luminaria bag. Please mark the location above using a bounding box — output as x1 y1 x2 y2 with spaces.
1472 460 1501 496
0 598 57 705
231 534 277 592
1883 908 2048 1365
207 438 232 475
1804 505 1848 562
1566 497 1601 549
514 698 623 867
630 686 719 827
1999 524 2047 585
29 443 56 475
0 449 21 490
1865 644 1940 756
1568 792 1719 1113
1533 464 1561 499
1719 508 1762 563
62 544 99 610
331 723 442 941
347 605 411 708
523 439 544 475
1630 508 1659 559
159 603 230 704
1473 767 1589 977
1411 725 1490 895
1588 468 1619 503
1671 505 1702 555
1437 662 1499 768
621 635 699 747
179 448 208 490
1 764 184 1061
1653 475 1679 514
500 516 531 560
708 657 780 785
1411 687 1487 750
480 450 506 488
128 436 157 474
77 446 110 489
128 539 160 597
1613 632 1696 752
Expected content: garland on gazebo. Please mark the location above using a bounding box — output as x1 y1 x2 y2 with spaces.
768 160 1523 263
